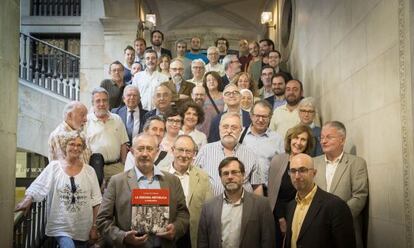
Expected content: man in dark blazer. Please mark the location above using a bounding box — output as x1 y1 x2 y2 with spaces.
111 85 147 144
96 134 189 247
284 153 356 248
198 157 275 248
146 30 172 58
161 60 194 109
208 83 251 143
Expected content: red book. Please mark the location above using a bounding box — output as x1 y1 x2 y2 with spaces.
131 189 170 235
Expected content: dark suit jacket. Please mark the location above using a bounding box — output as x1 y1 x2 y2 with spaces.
219 75 230 92
96 169 189 248
111 106 147 142
264 95 274 107
198 191 276 248
161 80 195 108
207 110 252 143
284 187 356 248
146 47 172 59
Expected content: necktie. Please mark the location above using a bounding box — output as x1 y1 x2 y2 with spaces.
127 110 135 142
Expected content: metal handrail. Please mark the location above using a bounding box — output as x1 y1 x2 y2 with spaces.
19 32 80 101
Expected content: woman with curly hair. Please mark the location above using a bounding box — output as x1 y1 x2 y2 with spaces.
179 101 207 151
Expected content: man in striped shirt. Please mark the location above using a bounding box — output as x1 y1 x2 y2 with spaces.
194 112 263 196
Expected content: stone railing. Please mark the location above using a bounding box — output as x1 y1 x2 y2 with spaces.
19 33 80 101
30 0 81 16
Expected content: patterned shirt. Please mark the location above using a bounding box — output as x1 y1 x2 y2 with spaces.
48 121 91 164
194 141 263 196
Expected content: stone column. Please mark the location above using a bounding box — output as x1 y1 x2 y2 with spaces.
0 0 19 247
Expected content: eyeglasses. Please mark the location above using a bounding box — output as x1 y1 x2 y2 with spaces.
288 167 314 175
221 170 242 177
174 147 194 155
221 124 240 132
230 60 240 64
299 109 315 114
252 114 270 120
167 118 182 125
320 135 339 142
70 176 77 204
223 91 241 97
136 146 155 152
170 68 184 72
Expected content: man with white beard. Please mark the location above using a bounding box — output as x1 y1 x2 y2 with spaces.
195 112 263 196
161 59 195 109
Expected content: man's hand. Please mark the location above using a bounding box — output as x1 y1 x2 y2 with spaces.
279 217 287 234
14 196 33 215
89 225 99 244
156 223 176 240
123 231 148 246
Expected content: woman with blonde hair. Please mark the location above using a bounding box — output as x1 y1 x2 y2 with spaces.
231 72 260 100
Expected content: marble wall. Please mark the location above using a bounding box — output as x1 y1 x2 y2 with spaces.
282 0 414 246
0 0 19 246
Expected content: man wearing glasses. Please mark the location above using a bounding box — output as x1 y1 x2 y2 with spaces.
205 46 225 76
241 100 284 187
165 135 212 248
284 153 356 248
97 133 189 247
314 121 368 248
161 59 195 109
195 112 263 196
198 157 275 248
207 83 251 142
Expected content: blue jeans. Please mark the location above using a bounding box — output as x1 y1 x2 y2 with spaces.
55 236 87 248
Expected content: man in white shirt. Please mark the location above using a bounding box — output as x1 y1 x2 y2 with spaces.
132 49 169 111
205 46 225 76
86 87 129 181
269 79 303 138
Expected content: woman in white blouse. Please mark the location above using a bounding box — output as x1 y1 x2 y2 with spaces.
179 101 207 151
15 131 102 248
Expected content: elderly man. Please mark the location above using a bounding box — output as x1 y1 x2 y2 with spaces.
132 49 169 111
142 85 173 123
188 59 206 85
185 36 208 63
161 59 195 109
162 135 213 248
269 79 303 138
86 87 129 181
314 121 368 248
124 115 173 172
96 134 189 247
265 72 288 110
100 60 125 109
198 157 275 248
208 83 251 143
134 38 146 69
174 39 192 80
220 54 241 91
123 45 135 83
111 85 147 145
195 112 263 196
240 100 284 186
284 153 356 248
205 46 225 76
191 85 207 106
146 30 172 58
48 101 90 163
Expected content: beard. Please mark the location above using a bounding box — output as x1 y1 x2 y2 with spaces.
286 95 301 106
172 74 183 84
95 109 108 118
224 182 241 192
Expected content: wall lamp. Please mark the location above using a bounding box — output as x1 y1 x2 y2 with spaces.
261 11 276 29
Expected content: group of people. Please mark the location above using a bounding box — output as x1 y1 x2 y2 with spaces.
14 30 369 248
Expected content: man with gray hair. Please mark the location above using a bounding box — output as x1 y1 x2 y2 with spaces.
220 54 241 91
48 101 91 163
314 121 368 248
195 112 263 196
174 39 192 80
86 87 129 181
188 59 206 85
205 46 225 76
111 85 148 145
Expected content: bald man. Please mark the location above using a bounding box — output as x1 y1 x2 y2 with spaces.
284 153 356 248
